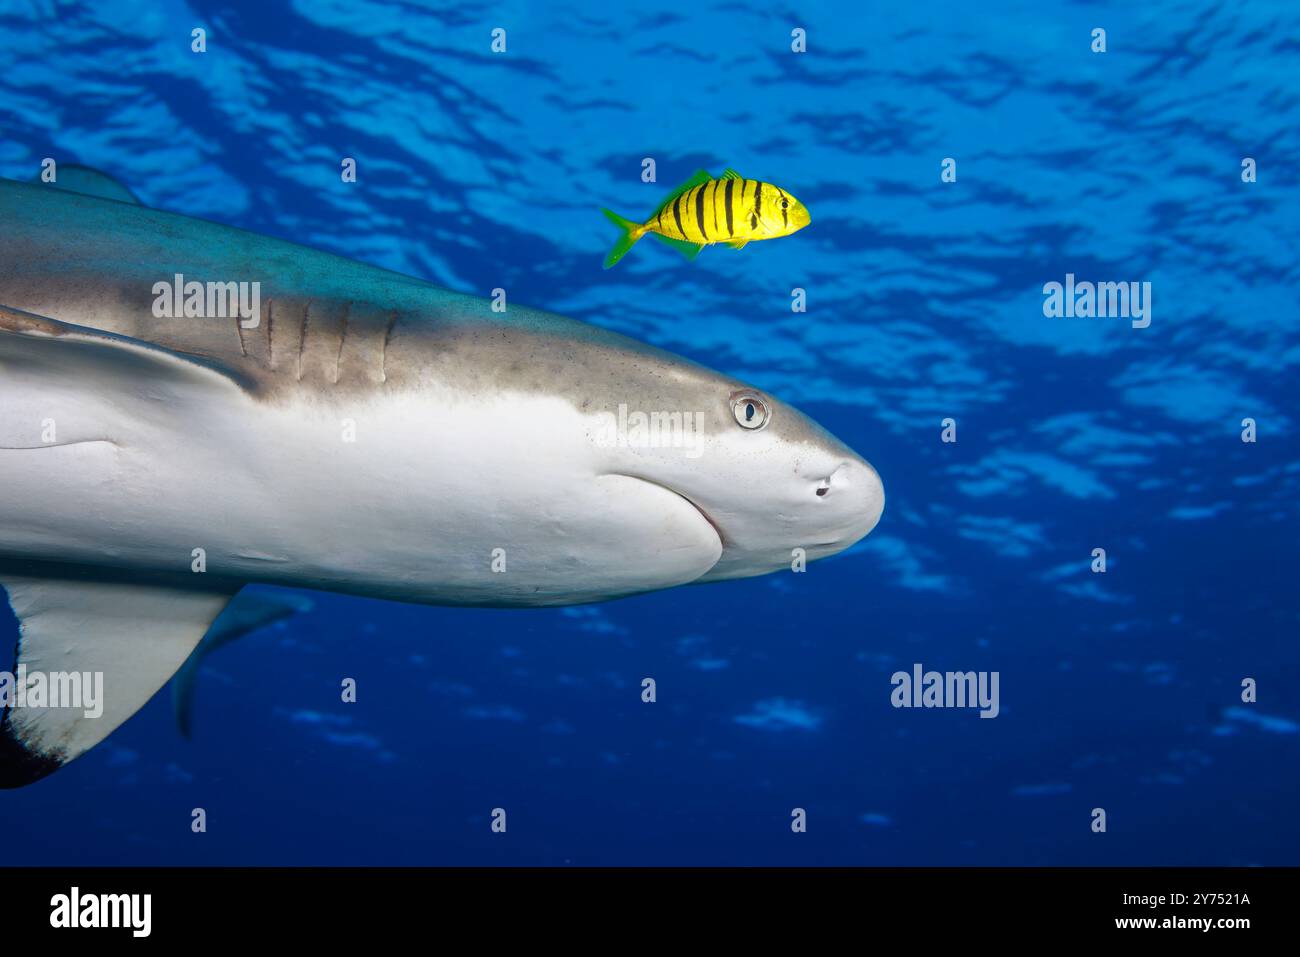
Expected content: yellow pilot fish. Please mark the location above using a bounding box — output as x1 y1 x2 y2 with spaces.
601 167 811 268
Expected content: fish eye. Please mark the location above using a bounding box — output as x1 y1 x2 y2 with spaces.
731 394 770 430
780 199 789 209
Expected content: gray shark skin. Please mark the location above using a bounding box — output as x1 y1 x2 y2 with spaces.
0 173 885 786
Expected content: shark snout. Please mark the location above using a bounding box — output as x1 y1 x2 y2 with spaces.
812 456 884 549
689 443 884 584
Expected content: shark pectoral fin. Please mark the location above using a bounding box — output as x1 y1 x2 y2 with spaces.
36 164 142 205
172 590 314 739
0 574 238 788
0 303 256 395
650 233 705 261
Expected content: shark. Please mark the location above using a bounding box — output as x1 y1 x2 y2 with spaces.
0 167 885 787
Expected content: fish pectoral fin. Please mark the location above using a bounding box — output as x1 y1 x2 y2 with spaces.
718 168 744 181
650 233 705 261
728 238 750 250
0 303 256 395
650 168 713 217
172 590 314 739
34 164 142 205
0 573 239 788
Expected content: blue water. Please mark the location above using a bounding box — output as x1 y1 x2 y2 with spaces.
1 0 1297 865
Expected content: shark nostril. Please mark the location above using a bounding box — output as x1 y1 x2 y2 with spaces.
816 467 846 497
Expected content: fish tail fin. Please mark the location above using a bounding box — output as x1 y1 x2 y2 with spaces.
601 209 646 269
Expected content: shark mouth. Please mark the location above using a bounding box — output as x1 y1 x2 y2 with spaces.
607 473 728 551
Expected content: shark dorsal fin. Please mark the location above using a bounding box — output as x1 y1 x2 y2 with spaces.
40 164 142 205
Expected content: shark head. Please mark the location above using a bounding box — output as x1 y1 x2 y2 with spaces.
360 303 886 604
575 331 884 585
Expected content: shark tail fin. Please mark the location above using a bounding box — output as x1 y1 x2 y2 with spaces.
601 209 647 269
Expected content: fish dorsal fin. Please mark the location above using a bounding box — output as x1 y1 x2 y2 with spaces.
651 169 713 216
0 573 237 787
651 233 705 261
0 303 255 394
718 168 744 181
172 591 314 739
39 164 142 205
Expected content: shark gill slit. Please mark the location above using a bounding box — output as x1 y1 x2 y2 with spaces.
265 298 274 368
234 310 248 357
334 301 351 384
297 299 311 382
381 310 398 382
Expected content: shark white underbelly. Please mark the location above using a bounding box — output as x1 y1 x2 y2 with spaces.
0 371 723 605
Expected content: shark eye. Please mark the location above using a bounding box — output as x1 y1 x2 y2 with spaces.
732 394 770 431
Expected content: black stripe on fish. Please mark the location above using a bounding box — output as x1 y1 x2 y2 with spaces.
755 181 762 226
695 185 708 241
724 179 735 236
778 187 788 228
672 195 686 239
708 181 718 236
